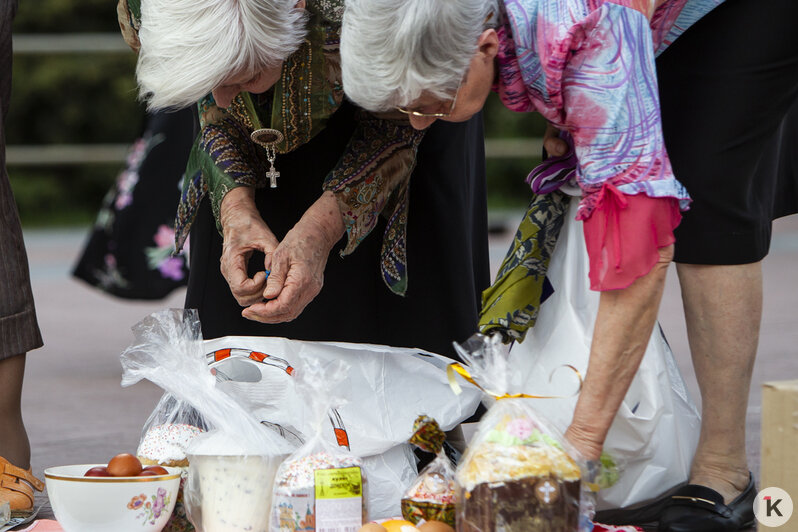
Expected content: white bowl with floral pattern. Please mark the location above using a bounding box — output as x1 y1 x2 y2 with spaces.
44 464 182 532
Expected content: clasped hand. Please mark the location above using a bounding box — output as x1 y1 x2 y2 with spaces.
219 188 345 323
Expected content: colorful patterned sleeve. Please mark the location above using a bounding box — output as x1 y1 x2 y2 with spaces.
323 110 425 296
544 2 688 290
174 94 271 250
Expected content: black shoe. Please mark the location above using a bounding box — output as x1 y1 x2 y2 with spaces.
658 473 756 531
595 492 674 530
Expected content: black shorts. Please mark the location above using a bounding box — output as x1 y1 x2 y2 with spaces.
657 0 798 265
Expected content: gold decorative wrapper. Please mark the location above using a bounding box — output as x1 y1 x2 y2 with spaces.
401 499 455 527
408 415 446 455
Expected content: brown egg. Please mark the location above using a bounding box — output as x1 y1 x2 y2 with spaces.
418 521 455 532
141 465 169 476
84 466 111 477
358 525 388 532
107 453 143 477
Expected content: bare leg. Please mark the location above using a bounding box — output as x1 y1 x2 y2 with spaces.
0 354 31 469
676 262 760 503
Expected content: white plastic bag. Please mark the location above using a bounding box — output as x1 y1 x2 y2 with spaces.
510 198 701 510
120 309 295 532
201 336 482 519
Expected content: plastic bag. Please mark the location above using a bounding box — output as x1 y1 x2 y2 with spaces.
511 198 700 511
201 336 482 518
271 359 366 532
452 334 589 532
137 393 207 467
136 393 207 532
120 309 295 532
400 416 456 526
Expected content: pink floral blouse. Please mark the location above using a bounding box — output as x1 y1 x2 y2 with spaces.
495 0 723 289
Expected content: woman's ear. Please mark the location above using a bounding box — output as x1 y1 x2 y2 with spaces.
477 29 499 62
295 0 306 9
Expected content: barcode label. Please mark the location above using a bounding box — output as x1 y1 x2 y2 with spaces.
314 495 362 532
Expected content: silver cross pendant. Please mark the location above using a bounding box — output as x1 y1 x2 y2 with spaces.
251 128 285 189
265 163 279 188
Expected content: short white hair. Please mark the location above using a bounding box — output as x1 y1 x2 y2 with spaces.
136 0 308 110
341 0 498 112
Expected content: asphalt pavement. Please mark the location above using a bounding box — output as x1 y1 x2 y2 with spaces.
17 214 798 524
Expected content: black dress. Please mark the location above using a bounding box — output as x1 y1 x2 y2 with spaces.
185 102 490 360
73 109 194 299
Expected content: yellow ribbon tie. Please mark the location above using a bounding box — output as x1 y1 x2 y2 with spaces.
446 362 582 399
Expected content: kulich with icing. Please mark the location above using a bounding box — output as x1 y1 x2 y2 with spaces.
456 414 582 532
137 423 205 467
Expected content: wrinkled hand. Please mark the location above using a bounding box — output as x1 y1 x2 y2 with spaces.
242 191 345 323
564 426 604 462
219 187 279 307
543 122 568 157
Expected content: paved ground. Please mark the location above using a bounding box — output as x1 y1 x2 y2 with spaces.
16 214 798 526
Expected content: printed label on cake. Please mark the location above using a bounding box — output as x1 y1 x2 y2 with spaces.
314 467 363 532
272 487 315 532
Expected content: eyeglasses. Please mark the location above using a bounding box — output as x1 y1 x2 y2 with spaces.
396 74 464 118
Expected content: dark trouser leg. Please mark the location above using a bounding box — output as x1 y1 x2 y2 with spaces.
0 0 41 470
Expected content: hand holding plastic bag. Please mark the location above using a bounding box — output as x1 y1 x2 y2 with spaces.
511 198 700 513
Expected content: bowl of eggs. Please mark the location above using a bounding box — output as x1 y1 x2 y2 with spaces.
44 453 182 532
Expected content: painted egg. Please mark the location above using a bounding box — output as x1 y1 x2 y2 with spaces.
140 465 169 476
418 521 455 532
358 524 388 532
84 466 110 477
107 453 143 477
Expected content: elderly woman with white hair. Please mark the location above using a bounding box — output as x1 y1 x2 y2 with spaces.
342 0 798 530
115 0 490 359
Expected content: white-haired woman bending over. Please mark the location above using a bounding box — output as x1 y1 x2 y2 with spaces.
115 0 490 359
342 0 798 530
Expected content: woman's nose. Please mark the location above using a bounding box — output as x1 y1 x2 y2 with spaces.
409 115 436 130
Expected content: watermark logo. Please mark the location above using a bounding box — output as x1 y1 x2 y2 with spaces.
754 487 793 527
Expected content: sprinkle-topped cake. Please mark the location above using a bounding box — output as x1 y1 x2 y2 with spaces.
137 423 205 467
456 415 582 532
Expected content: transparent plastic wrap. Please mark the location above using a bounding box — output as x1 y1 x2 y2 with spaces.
451 334 590 532
137 393 208 532
120 309 295 532
400 416 456 527
138 393 208 467
271 359 367 532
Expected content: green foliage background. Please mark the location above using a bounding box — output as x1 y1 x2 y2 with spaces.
7 0 544 226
